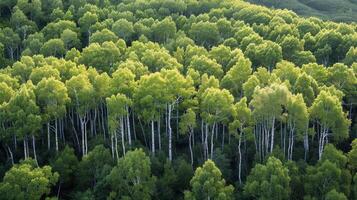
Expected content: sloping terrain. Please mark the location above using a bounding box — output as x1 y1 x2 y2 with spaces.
248 0 357 22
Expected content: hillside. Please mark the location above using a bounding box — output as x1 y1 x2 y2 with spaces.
0 0 356 199
248 0 357 22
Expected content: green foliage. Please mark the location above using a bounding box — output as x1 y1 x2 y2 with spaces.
107 149 156 200
0 161 59 200
244 156 291 200
0 1 356 199
184 159 234 200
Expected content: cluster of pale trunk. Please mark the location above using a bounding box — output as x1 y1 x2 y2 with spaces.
111 106 132 160
253 116 310 162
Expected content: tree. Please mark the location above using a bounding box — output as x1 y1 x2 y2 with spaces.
60 29 80 50
112 19 134 42
134 72 167 155
76 145 113 191
244 41 282 71
325 190 347 200
244 156 291 200
0 160 59 200
344 47 357 66
66 74 95 156
106 93 132 159
16 0 42 22
305 160 344 199
184 159 234 200
6 83 42 161
51 145 78 194
79 41 121 72
209 45 234 71
35 77 70 152
188 55 223 79
200 87 234 159
309 90 350 159
89 29 118 44
229 97 252 184
161 69 195 161
152 17 176 43
40 38 66 57
279 35 303 61
293 73 319 106
284 94 309 160
0 27 21 60
10 8 37 39
250 83 291 160
189 21 220 48
107 149 156 200
29 65 60 85
348 139 357 171
179 109 197 166
221 56 252 98
78 12 98 44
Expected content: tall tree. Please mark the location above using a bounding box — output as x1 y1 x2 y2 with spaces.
309 90 350 159
0 161 59 200
244 156 291 200
184 159 234 200
35 77 70 152
107 149 156 200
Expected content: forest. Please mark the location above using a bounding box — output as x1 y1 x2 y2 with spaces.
0 0 356 199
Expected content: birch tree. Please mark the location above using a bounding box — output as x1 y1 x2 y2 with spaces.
66 74 95 156
35 77 70 152
309 90 350 159
200 87 234 159
229 97 252 184
106 93 132 160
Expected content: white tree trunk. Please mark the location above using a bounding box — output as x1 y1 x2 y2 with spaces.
47 122 51 150
151 120 155 155
32 135 38 166
126 106 131 146
238 131 242 184
189 130 193 166
210 123 216 159
55 119 59 152
168 104 172 161
121 117 126 156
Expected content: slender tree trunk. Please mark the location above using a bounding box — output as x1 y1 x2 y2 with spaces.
221 125 225 150
168 104 172 161
14 135 17 150
24 138 27 159
126 106 131 146
205 123 209 160
270 117 275 153
55 120 59 152
47 122 51 150
238 130 242 184
111 133 114 160
158 116 161 151
132 111 137 141
7 145 14 165
304 129 309 161
121 117 125 156
115 130 119 160
189 129 193 166
138 118 147 147
32 135 38 166
151 120 155 155
210 123 216 159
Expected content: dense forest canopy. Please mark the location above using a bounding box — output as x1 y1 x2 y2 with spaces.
0 0 356 199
